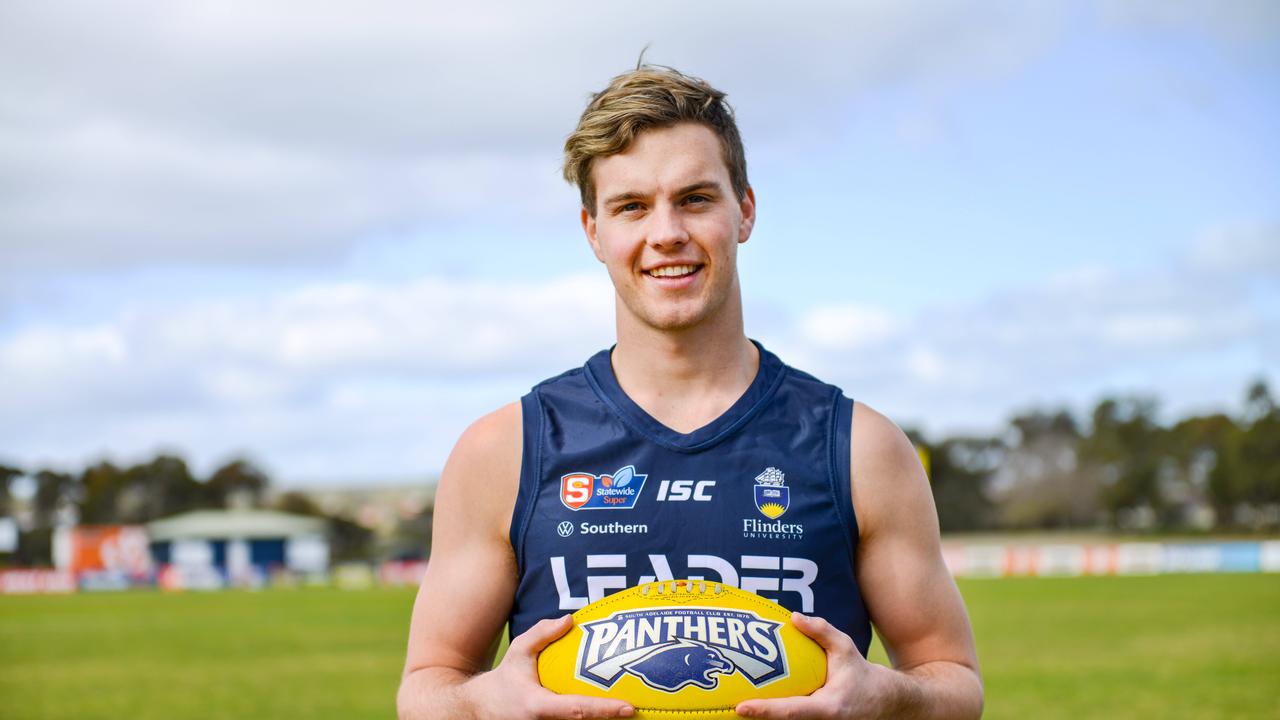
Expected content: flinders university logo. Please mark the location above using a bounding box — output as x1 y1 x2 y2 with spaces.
754 467 790 519
561 465 648 511
575 608 788 692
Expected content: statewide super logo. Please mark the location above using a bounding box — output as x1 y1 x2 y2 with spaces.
575 607 788 692
754 467 790 519
561 465 648 511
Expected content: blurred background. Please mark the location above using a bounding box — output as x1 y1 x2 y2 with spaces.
1 1 1277 719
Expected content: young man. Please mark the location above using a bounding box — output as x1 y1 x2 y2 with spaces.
397 67 982 720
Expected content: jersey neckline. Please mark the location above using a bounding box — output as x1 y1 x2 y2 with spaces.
582 339 788 452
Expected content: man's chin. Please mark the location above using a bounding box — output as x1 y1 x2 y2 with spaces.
618 290 732 334
628 305 706 333
653 308 724 333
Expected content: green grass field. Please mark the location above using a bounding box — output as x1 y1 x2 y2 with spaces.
2 575 1277 719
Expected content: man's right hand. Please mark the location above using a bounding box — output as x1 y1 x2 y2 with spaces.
465 615 634 720
397 405 633 720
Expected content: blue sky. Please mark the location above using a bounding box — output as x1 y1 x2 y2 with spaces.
1 1 1276 484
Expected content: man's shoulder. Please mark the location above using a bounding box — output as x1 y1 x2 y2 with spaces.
442 402 521 488
850 401 931 539
433 402 525 541
453 401 522 462
455 352 604 464
851 401 916 463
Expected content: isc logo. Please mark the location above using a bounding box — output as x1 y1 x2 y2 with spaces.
656 480 715 502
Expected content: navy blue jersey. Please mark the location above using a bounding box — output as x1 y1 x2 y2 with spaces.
508 341 872 656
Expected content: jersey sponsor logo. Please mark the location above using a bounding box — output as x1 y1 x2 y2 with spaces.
656 479 715 502
743 517 804 540
576 607 787 691
557 521 575 537
577 521 648 535
549 553 819 612
560 465 648 511
753 467 790 519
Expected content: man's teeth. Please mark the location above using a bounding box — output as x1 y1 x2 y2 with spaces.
647 265 699 278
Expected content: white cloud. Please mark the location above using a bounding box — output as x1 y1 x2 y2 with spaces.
1099 0 1280 47
3 273 615 395
2 1 1275 481
2 325 128 369
1 224 1275 480
0 272 615 478
0 0 1073 272
1187 222 1280 277
780 230 1276 433
799 303 898 350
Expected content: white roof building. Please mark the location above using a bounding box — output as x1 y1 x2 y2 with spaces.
146 509 326 541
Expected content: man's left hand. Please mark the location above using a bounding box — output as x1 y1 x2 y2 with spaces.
735 612 906 720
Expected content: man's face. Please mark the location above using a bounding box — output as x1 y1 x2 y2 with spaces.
582 122 756 333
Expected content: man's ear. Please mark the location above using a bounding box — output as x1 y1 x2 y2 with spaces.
582 208 605 263
738 186 756 244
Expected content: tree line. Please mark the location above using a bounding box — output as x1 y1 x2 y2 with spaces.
2 379 1276 567
0 456 377 567
921 379 1280 533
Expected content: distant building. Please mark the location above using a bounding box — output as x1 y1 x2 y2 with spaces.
146 509 329 588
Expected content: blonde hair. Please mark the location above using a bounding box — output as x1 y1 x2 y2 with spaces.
563 65 748 216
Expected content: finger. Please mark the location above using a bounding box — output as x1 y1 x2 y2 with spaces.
736 694 818 719
510 614 575 656
533 690 634 719
791 612 855 658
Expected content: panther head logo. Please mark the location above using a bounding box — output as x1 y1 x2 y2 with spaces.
623 640 734 692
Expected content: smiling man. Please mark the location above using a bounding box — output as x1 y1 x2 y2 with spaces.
397 66 983 720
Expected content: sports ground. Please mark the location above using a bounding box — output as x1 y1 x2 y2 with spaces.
2 574 1276 719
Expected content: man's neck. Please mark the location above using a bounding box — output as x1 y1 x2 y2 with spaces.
610 310 759 435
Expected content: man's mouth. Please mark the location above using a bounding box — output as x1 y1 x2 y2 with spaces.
644 264 702 278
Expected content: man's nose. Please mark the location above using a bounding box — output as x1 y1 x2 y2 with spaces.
646 204 689 250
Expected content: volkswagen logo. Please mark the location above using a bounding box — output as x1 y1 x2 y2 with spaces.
556 521 574 537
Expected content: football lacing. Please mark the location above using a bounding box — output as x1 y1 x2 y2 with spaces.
638 579 721 596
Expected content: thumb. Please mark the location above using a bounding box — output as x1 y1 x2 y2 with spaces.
791 612 854 658
510 614 576 658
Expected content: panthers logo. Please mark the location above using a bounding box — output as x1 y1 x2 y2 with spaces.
624 640 733 691
576 607 788 692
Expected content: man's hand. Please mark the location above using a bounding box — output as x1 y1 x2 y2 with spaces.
735 612 909 720
398 404 634 720
464 615 635 720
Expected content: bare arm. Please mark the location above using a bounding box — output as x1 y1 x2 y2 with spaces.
395 403 633 720
738 402 981 719
846 401 982 718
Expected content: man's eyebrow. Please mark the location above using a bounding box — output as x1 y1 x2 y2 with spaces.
674 181 723 197
602 190 647 207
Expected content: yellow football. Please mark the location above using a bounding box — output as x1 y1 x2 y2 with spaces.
537 579 826 719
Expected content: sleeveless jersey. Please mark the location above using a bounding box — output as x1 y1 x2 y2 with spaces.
508 341 872 656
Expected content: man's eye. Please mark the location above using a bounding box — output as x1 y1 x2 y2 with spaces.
685 195 709 205
620 202 642 213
